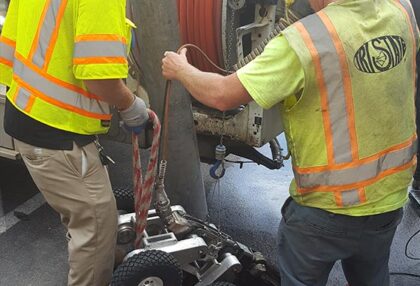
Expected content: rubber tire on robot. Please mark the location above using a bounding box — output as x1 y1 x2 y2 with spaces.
210 282 237 286
111 250 183 286
113 185 135 213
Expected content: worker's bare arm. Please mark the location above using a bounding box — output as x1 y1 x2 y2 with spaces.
162 49 252 111
84 79 134 110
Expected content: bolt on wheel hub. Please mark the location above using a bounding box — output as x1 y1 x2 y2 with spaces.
138 276 163 286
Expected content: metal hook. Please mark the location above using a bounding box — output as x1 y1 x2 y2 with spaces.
210 160 226 179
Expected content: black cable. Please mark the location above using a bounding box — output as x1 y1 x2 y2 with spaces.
387 229 420 280
224 159 255 164
405 228 420 260
390 272 420 279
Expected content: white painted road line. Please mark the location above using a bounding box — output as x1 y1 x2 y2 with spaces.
0 193 45 234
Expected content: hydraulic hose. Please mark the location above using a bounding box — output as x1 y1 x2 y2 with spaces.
269 138 284 169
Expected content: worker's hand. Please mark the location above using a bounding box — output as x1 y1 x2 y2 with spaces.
119 96 150 134
162 48 189 80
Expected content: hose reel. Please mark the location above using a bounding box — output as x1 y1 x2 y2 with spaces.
176 0 302 73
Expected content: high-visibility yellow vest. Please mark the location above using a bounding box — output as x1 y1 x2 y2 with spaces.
0 0 132 135
282 0 419 215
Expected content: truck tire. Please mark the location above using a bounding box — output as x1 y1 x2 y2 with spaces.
111 250 182 286
211 282 237 286
113 185 135 213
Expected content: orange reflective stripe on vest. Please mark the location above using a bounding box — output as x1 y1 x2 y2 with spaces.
292 11 416 207
14 87 36 113
296 13 358 166
296 137 417 191
74 34 128 65
1 0 129 134
13 54 111 120
0 36 15 67
29 0 68 70
10 0 111 123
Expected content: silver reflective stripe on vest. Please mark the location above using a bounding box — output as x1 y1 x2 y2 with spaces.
74 41 127 59
341 190 360 206
15 87 31 110
14 59 110 116
399 0 419 51
300 14 353 164
0 41 14 63
32 0 63 68
296 140 416 189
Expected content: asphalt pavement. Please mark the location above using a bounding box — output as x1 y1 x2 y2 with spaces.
0 136 419 285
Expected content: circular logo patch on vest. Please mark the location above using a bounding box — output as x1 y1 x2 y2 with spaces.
353 35 406 74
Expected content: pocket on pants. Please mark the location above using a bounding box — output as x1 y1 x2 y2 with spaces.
372 209 403 232
64 142 103 179
288 204 348 237
62 143 91 178
15 141 59 165
281 197 296 224
300 217 348 237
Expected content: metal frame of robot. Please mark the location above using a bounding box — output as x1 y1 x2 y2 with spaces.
117 205 275 286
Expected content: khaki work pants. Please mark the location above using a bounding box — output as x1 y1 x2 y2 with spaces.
15 140 118 286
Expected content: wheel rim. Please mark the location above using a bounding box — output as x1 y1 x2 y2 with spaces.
138 276 164 286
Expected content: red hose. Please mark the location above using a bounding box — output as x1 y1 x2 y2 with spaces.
177 0 224 73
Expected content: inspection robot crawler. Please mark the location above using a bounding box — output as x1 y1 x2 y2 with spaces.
111 159 281 286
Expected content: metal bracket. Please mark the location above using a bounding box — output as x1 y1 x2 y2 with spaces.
236 22 268 61
228 0 246 10
236 4 277 61
125 235 208 267
195 253 242 286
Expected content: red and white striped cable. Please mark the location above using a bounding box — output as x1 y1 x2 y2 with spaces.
132 110 161 248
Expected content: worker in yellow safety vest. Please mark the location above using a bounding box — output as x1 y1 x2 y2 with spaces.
162 0 419 285
0 1 149 285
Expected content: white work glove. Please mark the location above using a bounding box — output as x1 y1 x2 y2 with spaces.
119 96 149 134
